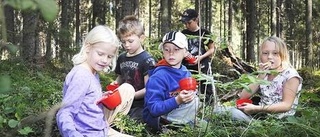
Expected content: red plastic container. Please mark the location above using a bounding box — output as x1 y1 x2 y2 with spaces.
185 54 196 64
179 77 197 91
97 83 121 110
106 83 119 91
98 90 121 110
236 98 253 107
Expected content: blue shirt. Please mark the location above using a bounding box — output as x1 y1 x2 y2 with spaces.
56 65 107 137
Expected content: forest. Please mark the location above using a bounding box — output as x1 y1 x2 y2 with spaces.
1 0 320 136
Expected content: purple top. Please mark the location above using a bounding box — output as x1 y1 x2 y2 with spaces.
56 65 108 137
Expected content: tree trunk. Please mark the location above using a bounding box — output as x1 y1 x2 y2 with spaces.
276 0 283 37
160 0 172 36
228 0 233 45
59 0 72 64
245 0 256 63
75 0 80 46
92 0 107 27
285 0 295 67
240 0 246 60
271 0 276 36
4 5 14 43
21 11 39 63
306 0 313 67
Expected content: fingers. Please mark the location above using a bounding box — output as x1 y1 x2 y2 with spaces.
259 61 271 71
110 81 118 85
178 90 195 103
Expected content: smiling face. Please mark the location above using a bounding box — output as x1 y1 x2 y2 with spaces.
85 42 117 73
162 42 187 68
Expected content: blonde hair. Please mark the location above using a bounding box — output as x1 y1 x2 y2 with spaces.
72 25 120 71
117 15 144 38
259 36 291 69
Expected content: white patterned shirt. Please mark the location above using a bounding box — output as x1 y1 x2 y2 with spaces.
259 68 302 118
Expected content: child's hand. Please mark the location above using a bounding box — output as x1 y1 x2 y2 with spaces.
110 81 119 85
175 90 195 104
237 103 258 114
259 61 271 71
258 61 271 78
102 91 113 96
194 55 201 64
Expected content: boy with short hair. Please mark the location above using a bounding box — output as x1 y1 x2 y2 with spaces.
114 15 156 122
143 31 200 132
180 9 216 102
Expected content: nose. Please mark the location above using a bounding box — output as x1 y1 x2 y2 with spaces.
102 56 111 64
267 53 273 59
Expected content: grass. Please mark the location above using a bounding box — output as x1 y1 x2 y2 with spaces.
1 59 320 137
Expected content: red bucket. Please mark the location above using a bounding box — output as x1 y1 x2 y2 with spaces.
98 90 121 110
97 83 121 110
179 77 197 91
185 54 196 64
236 98 253 107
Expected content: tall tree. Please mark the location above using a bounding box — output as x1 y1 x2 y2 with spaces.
59 0 73 63
271 0 276 36
245 0 256 63
240 0 246 60
306 0 313 67
4 5 14 43
92 0 107 28
284 0 295 66
159 0 172 36
75 0 80 46
228 0 233 45
115 0 139 28
276 0 284 37
21 11 39 63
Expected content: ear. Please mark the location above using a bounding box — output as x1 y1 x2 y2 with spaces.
84 44 91 53
139 34 146 41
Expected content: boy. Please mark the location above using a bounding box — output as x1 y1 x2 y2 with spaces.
114 15 156 122
180 9 216 102
143 31 199 132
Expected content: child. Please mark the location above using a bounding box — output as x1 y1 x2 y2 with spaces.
180 9 216 102
113 15 156 122
56 25 134 137
215 36 303 122
143 31 199 132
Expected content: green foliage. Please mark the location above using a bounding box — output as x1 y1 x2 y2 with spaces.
0 60 63 136
18 127 34 135
113 114 146 137
5 0 58 22
1 58 320 137
0 74 11 93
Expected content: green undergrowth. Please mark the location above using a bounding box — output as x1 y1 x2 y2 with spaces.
1 59 320 137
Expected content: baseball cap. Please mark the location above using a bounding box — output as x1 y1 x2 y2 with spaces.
180 9 198 23
159 31 188 50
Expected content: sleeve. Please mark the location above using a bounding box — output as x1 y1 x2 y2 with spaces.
145 76 179 117
142 55 156 76
203 29 214 45
56 72 89 137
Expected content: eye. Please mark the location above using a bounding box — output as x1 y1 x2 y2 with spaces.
97 52 103 56
107 55 114 59
273 52 279 55
174 48 180 52
262 52 268 55
128 39 134 43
